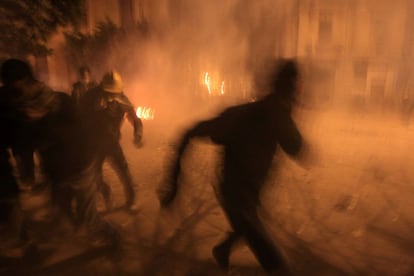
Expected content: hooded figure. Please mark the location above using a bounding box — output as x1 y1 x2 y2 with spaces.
159 59 310 274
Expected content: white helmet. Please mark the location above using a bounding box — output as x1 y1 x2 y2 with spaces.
101 70 123 93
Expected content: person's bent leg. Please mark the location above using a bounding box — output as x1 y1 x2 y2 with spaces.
241 211 285 274
75 161 119 247
213 231 241 270
95 156 112 211
107 143 136 209
215 201 247 270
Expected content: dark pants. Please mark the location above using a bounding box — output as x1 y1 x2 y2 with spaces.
46 162 118 246
216 195 284 273
51 161 102 229
0 149 20 227
96 142 135 207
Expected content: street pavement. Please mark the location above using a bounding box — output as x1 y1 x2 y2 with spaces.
1 108 414 275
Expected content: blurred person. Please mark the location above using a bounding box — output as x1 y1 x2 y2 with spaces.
400 94 414 126
0 58 119 247
0 83 19 225
158 59 311 274
0 94 25 255
71 65 97 106
0 149 19 226
80 70 143 212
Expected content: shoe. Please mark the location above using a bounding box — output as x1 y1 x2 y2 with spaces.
125 196 135 207
212 245 230 271
87 220 121 248
89 229 120 249
126 203 140 213
125 197 139 213
101 189 112 211
0 241 28 258
105 199 113 212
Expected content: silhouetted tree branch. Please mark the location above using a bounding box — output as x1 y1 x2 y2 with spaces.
0 0 86 58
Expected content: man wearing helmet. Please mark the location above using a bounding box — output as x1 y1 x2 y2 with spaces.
0 58 119 247
81 70 143 211
158 59 311 274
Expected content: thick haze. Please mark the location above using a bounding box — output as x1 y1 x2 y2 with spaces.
118 0 290 130
116 2 414 273
3 1 413 274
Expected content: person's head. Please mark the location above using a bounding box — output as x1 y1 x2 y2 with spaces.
253 58 300 100
1 58 34 85
268 58 300 101
101 70 123 93
78 65 91 84
1 58 56 119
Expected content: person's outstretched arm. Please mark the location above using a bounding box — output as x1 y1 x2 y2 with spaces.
71 84 80 105
158 104 240 207
12 146 35 189
158 119 223 207
278 113 303 157
119 94 144 147
158 129 192 207
278 111 314 168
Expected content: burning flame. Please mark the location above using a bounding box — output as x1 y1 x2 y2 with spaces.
136 106 155 120
202 71 225 96
204 72 212 95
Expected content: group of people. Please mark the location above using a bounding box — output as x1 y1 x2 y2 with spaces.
0 57 310 274
73 66 143 211
0 59 143 250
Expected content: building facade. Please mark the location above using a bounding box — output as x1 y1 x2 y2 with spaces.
42 0 413 109
297 0 411 109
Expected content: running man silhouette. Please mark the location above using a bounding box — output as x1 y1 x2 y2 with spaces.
159 58 311 274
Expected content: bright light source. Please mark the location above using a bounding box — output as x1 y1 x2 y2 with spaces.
136 106 155 120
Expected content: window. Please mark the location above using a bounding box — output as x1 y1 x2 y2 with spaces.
353 60 368 80
318 11 333 43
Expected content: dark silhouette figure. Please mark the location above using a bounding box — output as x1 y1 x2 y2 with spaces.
0 136 21 246
71 66 97 106
80 70 143 211
159 59 310 274
0 85 20 226
0 149 19 223
0 59 118 246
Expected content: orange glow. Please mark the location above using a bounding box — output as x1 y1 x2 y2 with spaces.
202 71 225 96
203 72 212 94
136 106 155 120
